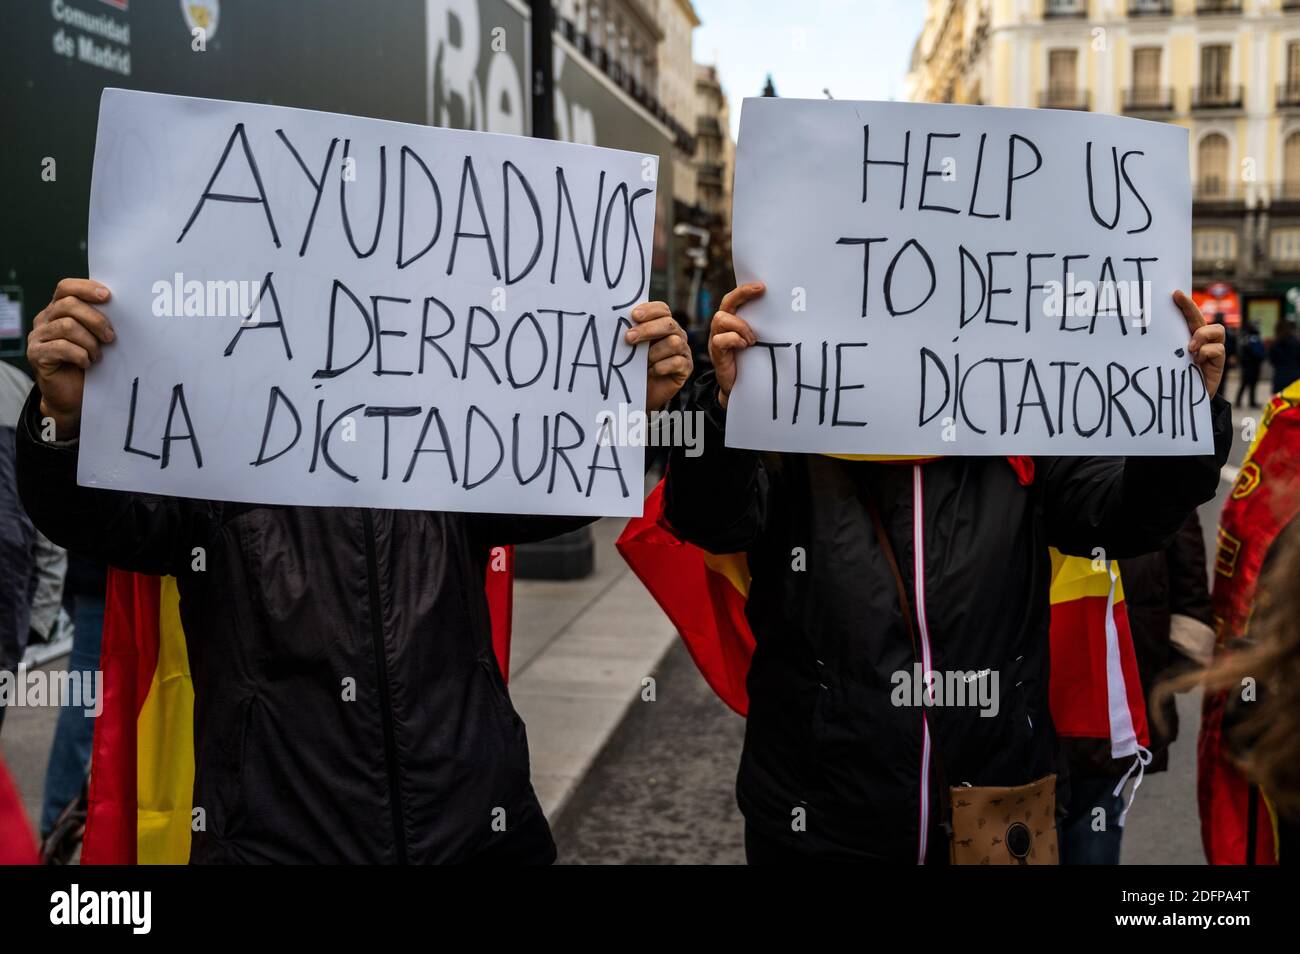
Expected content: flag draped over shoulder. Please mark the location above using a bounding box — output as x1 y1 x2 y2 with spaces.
1199 380 1300 865
0 752 37 864
617 480 752 716
81 547 515 865
617 460 1148 759
81 572 194 864
1048 549 1149 757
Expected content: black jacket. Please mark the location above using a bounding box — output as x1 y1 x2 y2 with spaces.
664 371 1232 862
1 425 37 676
16 388 585 864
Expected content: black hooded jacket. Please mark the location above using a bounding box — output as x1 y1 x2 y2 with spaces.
16 388 585 864
664 371 1232 862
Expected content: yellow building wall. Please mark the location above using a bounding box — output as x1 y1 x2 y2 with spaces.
910 0 1300 186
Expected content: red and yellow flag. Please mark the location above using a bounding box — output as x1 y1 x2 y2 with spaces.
82 545 515 865
80 572 193 864
1198 379 1300 865
1048 548 1149 753
618 462 1148 753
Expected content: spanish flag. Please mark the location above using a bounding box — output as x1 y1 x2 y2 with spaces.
1047 547 1151 778
617 460 1148 756
1199 379 1300 865
80 546 516 865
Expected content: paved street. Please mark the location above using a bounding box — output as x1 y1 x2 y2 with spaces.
551 640 748 864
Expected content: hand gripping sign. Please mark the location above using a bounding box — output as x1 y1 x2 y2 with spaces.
727 97 1206 457
80 89 658 516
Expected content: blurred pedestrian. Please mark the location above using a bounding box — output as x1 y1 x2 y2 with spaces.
1236 319 1265 409
0 359 66 735
27 536 67 648
0 363 38 736
38 554 106 863
1270 318 1300 394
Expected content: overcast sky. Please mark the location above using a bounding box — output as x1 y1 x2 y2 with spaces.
691 0 927 138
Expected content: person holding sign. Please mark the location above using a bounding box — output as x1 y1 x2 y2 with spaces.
663 281 1229 865
16 277 691 864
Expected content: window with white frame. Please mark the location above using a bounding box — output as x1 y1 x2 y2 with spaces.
1271 227 1300 264
1193 228 1237 264
1285 131 1300 198
1198 133 1230 196
1132 47 1161 95
1199 44 1232 97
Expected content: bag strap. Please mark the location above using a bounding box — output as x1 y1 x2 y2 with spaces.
863 493 919 660
861 484 954 846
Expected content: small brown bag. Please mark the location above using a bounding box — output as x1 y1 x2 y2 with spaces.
863 490 1059 866
948 775 1059 865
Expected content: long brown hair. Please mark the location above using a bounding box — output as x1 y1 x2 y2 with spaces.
1169 529 1300 820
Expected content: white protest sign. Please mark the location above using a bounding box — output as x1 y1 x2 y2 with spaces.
728 97 1207 456
81 89 658 516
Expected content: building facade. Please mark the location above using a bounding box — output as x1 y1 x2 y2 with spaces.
556 0 663 98
674 61 736 330
656 0 703 207
553 0 736 326
553 0 698 154
694 62 734 228
907 0 1300 334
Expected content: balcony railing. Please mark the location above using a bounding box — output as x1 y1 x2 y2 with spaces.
1191 181 1300 205
1123 86 1174 113
1128 0 1172 15
1038 89 1090 110
1194 180 1242 203
696 115 722 137
1044 0 1087 18
697 162 724 186
1192 84 1244 110
554 14 696 154
1197 0 1242 13
1280 82 1300 108
1192 257 1236 276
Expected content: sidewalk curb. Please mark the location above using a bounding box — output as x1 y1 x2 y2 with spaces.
508 566 679 822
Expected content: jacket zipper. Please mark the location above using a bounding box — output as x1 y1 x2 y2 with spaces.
362 509 408 864
911 465 934 865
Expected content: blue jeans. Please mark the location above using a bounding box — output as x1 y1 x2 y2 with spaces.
39 595 104 836
1059 774 1125 865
